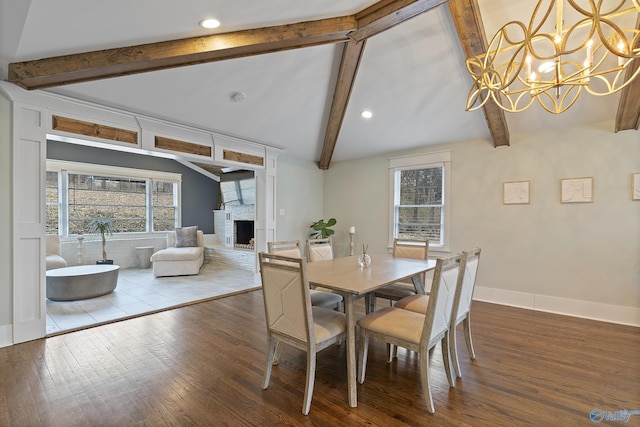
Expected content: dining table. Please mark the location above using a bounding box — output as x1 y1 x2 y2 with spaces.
305 254 437 408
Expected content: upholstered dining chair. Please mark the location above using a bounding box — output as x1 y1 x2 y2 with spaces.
396 248 481 378
369 239 429 312
258 252 346 415
305 237 333 262
268 240 343 310
357 253 462 413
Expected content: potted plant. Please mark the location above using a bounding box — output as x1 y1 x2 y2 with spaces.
310 218 337 239
88 216 116 264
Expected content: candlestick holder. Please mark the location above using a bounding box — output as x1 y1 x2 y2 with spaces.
349 231 355 256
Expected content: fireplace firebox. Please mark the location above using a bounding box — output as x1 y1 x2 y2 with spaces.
234 220 254 248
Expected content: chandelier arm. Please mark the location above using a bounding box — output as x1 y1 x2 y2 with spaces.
464 0 640 114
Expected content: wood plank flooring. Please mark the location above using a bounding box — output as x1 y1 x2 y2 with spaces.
1 291 638 426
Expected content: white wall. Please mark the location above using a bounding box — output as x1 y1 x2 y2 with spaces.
275 155 325 251
323 120 640 325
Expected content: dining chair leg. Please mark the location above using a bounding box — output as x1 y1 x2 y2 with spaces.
272 341 282 365
419 348 435 414
450 324 462 379
442 334 455 388
302 350 316 415
463 315 476 359
358 335 370 384
263 336 276 389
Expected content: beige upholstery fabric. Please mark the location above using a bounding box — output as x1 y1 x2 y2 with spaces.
357 253 462 414
395 294 429 313
150 230 204 277
46 235 68 270
259 252 346 415
357 307 425 344
306 238 333 262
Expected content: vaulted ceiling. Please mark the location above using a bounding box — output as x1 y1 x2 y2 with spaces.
1 0 638 170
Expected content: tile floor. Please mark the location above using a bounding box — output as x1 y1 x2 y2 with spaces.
46 247 258 335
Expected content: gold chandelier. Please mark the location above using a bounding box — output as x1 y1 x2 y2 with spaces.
466 0 640 114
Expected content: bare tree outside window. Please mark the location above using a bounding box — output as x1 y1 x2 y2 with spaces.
396 167 443 244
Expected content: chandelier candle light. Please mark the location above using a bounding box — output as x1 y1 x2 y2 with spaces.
466 0 640 114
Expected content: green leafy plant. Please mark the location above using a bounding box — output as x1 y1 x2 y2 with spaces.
310 218 337 238
88 216 116 261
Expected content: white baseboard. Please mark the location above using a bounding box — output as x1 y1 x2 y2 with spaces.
0 324 13 348
474 286 640 327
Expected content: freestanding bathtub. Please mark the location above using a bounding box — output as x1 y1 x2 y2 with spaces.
46 265 119 301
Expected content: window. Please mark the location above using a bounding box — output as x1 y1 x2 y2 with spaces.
389 151 451 252
152 180 178 232
46 160 181 236
67 174 147 234
219 170 255 206
46 171 60 233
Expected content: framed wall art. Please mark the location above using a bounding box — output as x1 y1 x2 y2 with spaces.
561 177 593 203
633 173 640 201
503 181 530 204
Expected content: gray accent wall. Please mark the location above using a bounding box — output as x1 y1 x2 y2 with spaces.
47 140 218 233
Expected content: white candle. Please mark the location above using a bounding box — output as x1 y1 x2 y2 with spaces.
586 39 593 66
349 226 355 234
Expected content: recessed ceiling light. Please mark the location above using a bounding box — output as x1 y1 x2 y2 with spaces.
361 110 373 119
200 18 221 29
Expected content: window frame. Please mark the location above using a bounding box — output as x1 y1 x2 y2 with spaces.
46 160 182 237
388 151 451 255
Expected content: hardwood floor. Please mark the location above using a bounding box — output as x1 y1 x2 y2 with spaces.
1 291 638 426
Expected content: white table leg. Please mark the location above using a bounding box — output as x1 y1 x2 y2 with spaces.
344 293 357 407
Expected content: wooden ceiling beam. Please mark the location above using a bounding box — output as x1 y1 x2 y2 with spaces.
318 0 451 169
350 0 451 42
319 40 367 170
448 0 510 147
615 15 640 132
7 16 356 90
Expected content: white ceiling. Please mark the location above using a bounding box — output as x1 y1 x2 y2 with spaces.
0 0 628 165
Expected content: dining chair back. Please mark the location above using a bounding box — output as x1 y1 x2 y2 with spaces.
370 239 429 312
449 247 481 378
267 240 302 258
306 237 333 262
357 253 462 413
267 241 342 308
258 252 346 415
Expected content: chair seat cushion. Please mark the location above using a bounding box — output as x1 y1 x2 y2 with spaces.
374 282 417 300
311 307 346 343
395 294 430 314
358 306 424 345
310 289 343 308
150 246 203 262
